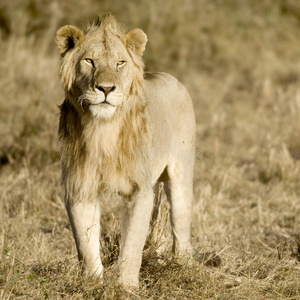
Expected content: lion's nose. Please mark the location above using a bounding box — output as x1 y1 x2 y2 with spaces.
95 85 116 96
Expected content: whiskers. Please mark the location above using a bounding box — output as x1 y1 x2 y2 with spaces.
78 91 103 112
78 94 88 112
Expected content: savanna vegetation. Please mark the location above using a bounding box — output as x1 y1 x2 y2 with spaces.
0 0 300 298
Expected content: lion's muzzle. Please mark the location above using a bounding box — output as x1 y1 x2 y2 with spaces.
95 85 116 97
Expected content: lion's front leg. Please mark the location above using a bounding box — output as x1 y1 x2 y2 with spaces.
118 186 153 288
66 197 103 278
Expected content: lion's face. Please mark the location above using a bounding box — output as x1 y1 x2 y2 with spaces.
56 15 147 119
75 37 135 119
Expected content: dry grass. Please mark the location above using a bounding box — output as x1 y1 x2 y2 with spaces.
1 0 300 298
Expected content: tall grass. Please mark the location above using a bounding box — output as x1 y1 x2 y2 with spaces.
1 0 300 298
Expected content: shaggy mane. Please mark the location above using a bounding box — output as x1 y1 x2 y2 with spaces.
58 14 150 203
86 12 126 37
59 97 150 203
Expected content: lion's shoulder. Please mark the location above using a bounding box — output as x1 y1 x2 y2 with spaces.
143 72 192 111
144 72 176 84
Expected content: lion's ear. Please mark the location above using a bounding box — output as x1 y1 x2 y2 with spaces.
56 25 84 56
126 28 147 57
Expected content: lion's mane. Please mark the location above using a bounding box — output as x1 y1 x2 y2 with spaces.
58 14 151 203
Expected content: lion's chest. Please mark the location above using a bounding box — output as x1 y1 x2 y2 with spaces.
84 128 139 197
97 155 135 196
79 108 149 197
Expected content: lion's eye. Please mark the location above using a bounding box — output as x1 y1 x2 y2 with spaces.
85 58 94 66
117 60 126 68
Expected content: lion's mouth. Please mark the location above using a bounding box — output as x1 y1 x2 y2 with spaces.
88 100 117 119
90 100 115 107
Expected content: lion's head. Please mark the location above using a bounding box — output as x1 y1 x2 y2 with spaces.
56 13 147 119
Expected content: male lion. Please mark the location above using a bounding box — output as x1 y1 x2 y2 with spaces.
56 13 203 288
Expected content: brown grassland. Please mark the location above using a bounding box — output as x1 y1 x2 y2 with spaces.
1 0 300 299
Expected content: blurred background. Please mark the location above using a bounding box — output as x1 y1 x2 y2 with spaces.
0 0 300 298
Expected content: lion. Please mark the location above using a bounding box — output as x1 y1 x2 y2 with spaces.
55 13 218 289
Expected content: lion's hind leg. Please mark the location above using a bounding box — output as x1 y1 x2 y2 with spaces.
163 162 194 258
164 161 221 267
